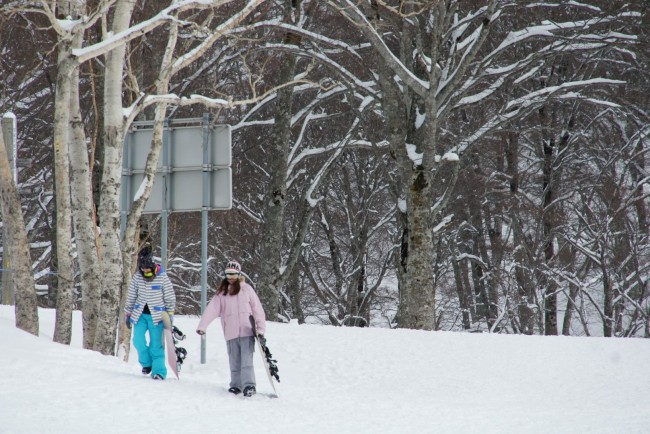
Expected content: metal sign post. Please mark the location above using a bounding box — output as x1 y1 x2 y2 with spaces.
1 113 17 305
201 113 210 365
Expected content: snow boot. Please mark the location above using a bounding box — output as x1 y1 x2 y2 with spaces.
243 386 256 397
228 387 241 395
142 366 152 375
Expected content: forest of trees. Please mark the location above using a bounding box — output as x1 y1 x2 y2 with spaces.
0 0 648 356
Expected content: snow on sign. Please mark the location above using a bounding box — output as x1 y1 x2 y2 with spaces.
121 117 232 214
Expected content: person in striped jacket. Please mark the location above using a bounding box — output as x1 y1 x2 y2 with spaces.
125 248 176 380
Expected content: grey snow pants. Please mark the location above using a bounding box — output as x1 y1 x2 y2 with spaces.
226 336 256 390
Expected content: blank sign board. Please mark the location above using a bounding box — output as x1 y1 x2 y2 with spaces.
121 121 232 213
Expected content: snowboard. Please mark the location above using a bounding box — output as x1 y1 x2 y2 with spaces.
161 312 187 379
249 315 280 398
164 329 179 379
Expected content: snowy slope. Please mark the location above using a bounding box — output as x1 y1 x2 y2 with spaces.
0 306 648 434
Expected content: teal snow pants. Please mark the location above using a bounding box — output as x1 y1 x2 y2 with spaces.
133 313 167 379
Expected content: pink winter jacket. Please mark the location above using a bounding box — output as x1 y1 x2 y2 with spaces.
196 280 266 341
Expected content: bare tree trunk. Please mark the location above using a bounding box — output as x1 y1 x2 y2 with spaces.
507 133 536 334
561 250 582 337
69 61 102 349
94 0 136 355
402 168 437 329
471 248 492 329
346 162 371 327
474 206 500 328
601 255 614 337
0 119 39 335
631 136 649 235
288 263 305 324
452 259 471 330
394 214 409 326
52 30 78 345
257 2 302 321
542 136 558 336
116 231 139 362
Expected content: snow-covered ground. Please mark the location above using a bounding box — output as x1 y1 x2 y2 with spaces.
0 306 648 434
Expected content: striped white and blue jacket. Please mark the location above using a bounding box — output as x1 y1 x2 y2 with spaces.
125 269 176 326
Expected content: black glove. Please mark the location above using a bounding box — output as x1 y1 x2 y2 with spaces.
258 334 266 346
125 313 132 329
196 329 205 336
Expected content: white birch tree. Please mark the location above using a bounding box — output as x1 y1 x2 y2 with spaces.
92 0 137 356
50 0 91 344
9 0 270 354
0 117 39 335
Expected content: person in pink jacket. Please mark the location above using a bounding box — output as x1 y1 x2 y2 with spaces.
196 259 266 397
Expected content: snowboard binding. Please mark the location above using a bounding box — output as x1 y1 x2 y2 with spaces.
261 344 280 382
172 325 186 341
172 326 187 372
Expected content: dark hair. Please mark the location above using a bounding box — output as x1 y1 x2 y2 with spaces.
217 277 241 296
